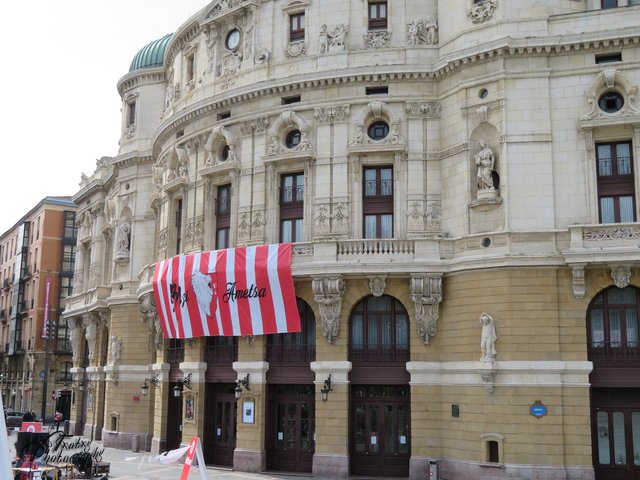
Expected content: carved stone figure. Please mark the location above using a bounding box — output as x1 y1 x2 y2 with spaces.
410 274 443 344
315 204 330 235
313 276 346 344
349 125 363 146
369 276 386 297
406 18 438 45
327 24 348 51
467 0 497 24
218 52 242 76
611 266 631 289
480 313 498 360
117 221 131 254
267 136 279 155
84 315 98 361
205 27 218 74
111 333 122 363
475 139 495 190
70 318 82 363
319 25 329 54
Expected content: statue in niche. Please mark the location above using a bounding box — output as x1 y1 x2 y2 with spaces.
480 312 497 360
474 139 496 191
117 221 131 254
268 136 279 155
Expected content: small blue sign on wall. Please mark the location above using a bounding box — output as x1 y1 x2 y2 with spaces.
530 400 548 418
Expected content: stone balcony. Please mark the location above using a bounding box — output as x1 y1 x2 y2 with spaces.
64 285 112 317
564 223 640 265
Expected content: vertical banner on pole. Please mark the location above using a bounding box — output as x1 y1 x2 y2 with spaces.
179 436 207 480
41 276 52 338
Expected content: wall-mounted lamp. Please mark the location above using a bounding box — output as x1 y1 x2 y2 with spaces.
320 375 332 403
141 373 160 396
234 374 250 400
78 381 85 392
173 373 192 398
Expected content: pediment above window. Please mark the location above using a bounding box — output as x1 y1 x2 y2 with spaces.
281 0 310 13
580 68 640 126
202 0 259 25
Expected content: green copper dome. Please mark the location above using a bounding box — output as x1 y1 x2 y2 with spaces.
129 33 173 72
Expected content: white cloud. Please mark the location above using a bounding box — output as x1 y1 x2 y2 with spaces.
0 0 207 233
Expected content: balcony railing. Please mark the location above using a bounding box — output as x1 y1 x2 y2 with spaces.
338 239 415 257
267 343 316 364
349 344 409 363
589 342 640 362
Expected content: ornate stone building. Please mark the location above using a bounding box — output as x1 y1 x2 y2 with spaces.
63 1 640 479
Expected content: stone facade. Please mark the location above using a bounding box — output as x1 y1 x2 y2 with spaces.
63 1 640 479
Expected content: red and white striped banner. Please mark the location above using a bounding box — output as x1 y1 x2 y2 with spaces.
152 244 301 338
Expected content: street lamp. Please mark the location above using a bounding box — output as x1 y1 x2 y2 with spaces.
320 375 332 403
234 374 250 400
173 373 192 398
141 374 160 396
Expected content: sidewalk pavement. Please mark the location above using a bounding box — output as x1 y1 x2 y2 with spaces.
8 428 313 480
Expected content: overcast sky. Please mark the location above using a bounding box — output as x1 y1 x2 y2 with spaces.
0 1 208 234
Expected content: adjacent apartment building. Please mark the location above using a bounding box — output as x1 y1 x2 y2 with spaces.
62 1 640 479
0 197 77 421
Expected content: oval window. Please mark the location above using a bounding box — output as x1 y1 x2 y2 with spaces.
598 92 624 113
225 29 241 50
286 130 301 148
367 121 390 141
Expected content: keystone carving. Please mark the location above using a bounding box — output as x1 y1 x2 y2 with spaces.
312 276 346 344
410 274 443 344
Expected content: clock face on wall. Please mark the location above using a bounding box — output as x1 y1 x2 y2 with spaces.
226 29 240 50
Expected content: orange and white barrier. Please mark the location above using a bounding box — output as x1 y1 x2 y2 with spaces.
179 436 207 480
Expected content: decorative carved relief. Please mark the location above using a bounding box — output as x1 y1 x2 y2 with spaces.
583 225 640 240
480 367 496 394
407 201 426 232
406 18 438 45
237 212 251 243
184 216 204 251
206 0 249 19
240 118 270 135
410 274 443 344
425 200 442 231
285 42 306 58
467 0 497 24
312 276 346 344
314 204 331 235
611 265 632 289
332 202 349 234
314 105 351 124
319 24 349 53
365 30 391 49
405 101 442 118
572 265 586 299
368 276 387 297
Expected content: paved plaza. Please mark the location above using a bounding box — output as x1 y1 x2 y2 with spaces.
8 429 314 480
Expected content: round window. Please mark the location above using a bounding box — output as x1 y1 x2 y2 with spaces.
225 29 241 50
479 88 489 99
367 121 390 141
286 130 301 148
598 92 624 113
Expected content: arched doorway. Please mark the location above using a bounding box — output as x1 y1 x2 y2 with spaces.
349 295 410 478
265 298 316 473
588 286 640 479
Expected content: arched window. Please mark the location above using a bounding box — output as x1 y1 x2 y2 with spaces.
588 286 640 361
349 295 409 363
267 298 315 364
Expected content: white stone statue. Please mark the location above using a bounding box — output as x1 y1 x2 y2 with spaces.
480 312 497 360
111 333 122 363
475 139 495 190
319 25 329 54
117 221 131 254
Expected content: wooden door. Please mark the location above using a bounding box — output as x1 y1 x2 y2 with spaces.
203 383 237 466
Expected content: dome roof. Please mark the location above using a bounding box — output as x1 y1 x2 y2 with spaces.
129 33 173 72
